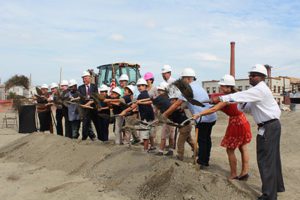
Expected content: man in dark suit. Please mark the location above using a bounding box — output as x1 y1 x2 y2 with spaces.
78 71 100 140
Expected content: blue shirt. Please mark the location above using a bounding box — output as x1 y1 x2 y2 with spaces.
179 81 217 123
137 90 155 121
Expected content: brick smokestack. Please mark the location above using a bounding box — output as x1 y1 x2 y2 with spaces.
264 64 272 89
230 42 235 78
265 65 272 78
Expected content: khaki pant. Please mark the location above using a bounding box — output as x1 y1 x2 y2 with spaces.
114 116 124 144
123 114 139 143
161 124 175 140
177 123 193 159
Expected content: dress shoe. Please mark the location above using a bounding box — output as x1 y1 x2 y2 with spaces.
196 159 209 166
238 173 249 181
257 195 267 200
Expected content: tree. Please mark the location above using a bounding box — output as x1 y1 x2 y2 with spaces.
5 75 29 91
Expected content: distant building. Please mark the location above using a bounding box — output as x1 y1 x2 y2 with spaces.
0 84 5 100
202 76 300 105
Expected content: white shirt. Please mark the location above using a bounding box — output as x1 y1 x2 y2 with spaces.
164 76 176 84
177 82 217 123
220 81 281 124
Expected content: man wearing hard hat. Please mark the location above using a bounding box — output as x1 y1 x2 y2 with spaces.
67 79 81 139
218 64 285 200
60 80 72 138
49 82 63 136
78 71 99 141
163 68 217 165
98 84 111 141
36 84 53 133
118 74 129 97
161 64 176 84
160 65 176 155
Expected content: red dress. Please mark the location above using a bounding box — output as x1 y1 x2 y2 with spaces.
220 104 252 149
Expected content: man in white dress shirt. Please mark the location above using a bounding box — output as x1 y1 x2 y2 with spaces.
219 64 285 200
161 64 176 84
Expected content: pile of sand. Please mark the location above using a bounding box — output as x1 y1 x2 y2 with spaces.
0 111 299 199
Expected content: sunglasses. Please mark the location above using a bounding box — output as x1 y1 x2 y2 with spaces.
137 85 146 87
249 73 262 77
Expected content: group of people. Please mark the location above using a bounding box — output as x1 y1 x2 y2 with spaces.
35 64 284 200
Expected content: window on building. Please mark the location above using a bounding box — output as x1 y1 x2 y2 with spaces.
238 86 243 91
206 87 210 94
278 86 280 93
273 86 276 93
245 86 250 90
212 87 216 93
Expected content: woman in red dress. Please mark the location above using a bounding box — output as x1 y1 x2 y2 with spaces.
193 75 252 180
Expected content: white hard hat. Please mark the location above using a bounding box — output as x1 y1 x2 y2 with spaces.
81 71 90 77
41 84 48 89
60 80 69 86
157 82 169 90
50 82 58 89
99 84 109 92
136 78 148 86
249 64 268 76
119 74 129 81
125 85 135 94
218 74 236 86
181 68 196 78
161 64 172 73
69 79 77 87
112 87 122 96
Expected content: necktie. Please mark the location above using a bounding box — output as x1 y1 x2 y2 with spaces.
86 85 90 97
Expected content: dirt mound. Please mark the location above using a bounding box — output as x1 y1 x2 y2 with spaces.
0 133 257 200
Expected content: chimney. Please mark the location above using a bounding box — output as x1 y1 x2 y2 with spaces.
230 42 235 77
264 64 272 89
265 64 272 78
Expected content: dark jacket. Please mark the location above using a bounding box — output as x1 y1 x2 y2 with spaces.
78 83 98 104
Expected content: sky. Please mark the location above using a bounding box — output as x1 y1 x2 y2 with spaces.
0 0 300 86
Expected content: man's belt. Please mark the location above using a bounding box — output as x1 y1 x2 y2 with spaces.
257 119 278 127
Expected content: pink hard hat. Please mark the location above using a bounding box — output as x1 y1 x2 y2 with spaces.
144 72 154 80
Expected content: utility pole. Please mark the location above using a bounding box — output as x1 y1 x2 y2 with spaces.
59 67 62 85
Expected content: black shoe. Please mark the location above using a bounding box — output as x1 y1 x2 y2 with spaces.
155 152 163 156
165 150 173 156
131 139 140 145
199 165 209 170
238 173 249 181
257 195 267 200
197 159 209 167
89 134 96 141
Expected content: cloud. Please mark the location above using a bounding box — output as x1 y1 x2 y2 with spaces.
145 20 157 29
109 33 125 41
191 52 228 63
